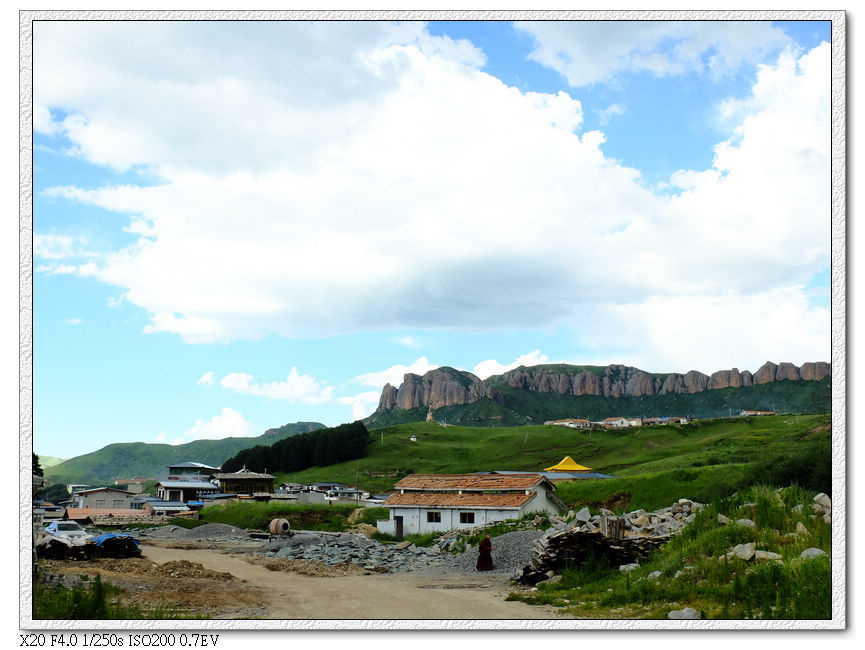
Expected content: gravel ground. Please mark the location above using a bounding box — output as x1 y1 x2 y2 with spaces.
141 523 246 540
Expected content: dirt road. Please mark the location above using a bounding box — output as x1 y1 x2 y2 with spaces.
141 544 563 620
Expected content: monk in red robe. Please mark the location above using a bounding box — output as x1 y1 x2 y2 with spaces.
476 534 494 571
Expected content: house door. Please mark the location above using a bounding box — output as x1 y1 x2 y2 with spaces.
394 516 403 540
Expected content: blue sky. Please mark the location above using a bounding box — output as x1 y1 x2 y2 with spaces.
31 19 833 459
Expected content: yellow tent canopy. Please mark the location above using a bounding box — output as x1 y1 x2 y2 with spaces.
544 456 592 472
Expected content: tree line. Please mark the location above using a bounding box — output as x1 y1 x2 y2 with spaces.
221 420 370 474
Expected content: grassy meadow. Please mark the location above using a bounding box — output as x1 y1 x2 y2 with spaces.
278 414 831 508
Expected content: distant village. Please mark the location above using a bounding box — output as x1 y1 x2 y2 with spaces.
544 409 776 430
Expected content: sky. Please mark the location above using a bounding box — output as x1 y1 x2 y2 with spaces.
30 18 835 459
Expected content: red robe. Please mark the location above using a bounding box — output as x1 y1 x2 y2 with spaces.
476 537 494 571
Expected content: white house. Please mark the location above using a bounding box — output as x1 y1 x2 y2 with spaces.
602 417 630 428
72 487 135 509
376 473 565 538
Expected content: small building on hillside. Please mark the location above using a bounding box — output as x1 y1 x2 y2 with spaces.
113 478 154 494
740 410 775 417
213 467 274 495
544 419 591 429
376 473 565 539
602 417 630 429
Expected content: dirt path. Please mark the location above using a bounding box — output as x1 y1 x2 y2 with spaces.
141 544 564 620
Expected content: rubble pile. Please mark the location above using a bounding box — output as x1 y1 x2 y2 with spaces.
516 499 704 584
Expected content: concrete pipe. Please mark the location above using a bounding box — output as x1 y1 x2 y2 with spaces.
269 518 291 535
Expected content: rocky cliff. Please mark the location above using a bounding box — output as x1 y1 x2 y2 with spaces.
374 361 830 413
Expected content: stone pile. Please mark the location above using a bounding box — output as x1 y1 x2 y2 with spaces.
266 532 452 573
515 500 704 585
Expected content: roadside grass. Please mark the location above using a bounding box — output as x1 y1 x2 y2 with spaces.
199 501 357 531
33 575 191 620
356 507 389 526
506 485 832 619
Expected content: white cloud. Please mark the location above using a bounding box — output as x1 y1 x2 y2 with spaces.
515 21 791 87
570 287 830 374
182 407 253 441
598 103 625 125
473 350 550 380
64 318 82 325
197 371 216 387
220 368 335 404
338 391 384 421
352 357 439 388
34 24 829 365
391 335 421 348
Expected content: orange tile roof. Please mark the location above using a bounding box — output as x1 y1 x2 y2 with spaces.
394 473 545 491
65 508 145 518
384 492 535 508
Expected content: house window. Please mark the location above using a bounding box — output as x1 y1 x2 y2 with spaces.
95 499 106 508
426 511 441 523
112 500 123 508
460 512 475 524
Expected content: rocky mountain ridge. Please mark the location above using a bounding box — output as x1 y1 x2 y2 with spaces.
375 361 830 413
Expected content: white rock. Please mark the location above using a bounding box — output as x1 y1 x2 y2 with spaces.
729 542 756 561
801 547 826 559
814 493 831 509
736 518 756 528
668 607 701 620
647 571 662 580
619 563 640 573
796 522 810 536
718 513 730 525
755 550 783 561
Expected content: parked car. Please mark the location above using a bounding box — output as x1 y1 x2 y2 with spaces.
44 521 90 542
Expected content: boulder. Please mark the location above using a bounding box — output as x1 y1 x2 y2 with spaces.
573 507 591 523
394 541 412 550
792 504 804 514
668 607 701 620
736 518 757 528
800 547 826 559
796 522 810 536
754 550 783 562
647 570 662 580
718 513 730 525
729 542 756 561
619 563 640 573
813 493 831 508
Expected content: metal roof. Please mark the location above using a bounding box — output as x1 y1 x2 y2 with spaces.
214 468 274 480
157 480 219 490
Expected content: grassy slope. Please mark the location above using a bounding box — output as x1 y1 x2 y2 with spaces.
279 414 830 501
44 421 326 486
509 484 832 619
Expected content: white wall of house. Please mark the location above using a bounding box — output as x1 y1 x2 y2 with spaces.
377 489 562 536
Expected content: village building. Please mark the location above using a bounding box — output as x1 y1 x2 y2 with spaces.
376 473 565 539
113 477 154 494
71 487 136 510
167 462 221 480
740 410 775 416
544 419 592 429
213 467 274 495
602 416 630 428
155 478 219 503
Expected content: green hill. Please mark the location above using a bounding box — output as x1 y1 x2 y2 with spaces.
283 413 831 506
38 455 66 469
364 378 831 428
43 421 326 486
